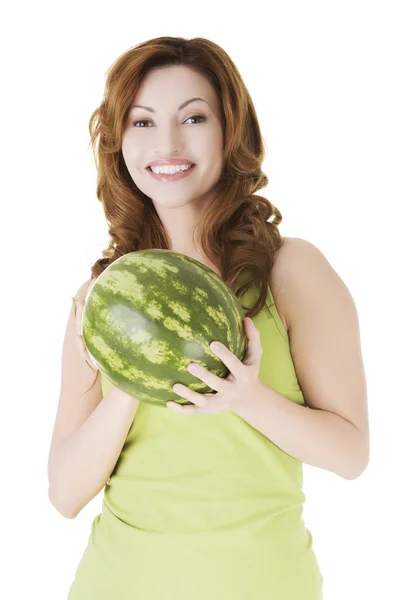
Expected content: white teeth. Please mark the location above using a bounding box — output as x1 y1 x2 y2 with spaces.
149 164 194 174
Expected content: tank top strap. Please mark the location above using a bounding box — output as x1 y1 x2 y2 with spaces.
266 285 290 345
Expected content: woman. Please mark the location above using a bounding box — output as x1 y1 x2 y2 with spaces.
47 36 370 599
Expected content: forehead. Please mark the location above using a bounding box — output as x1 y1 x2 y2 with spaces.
131 65 218 110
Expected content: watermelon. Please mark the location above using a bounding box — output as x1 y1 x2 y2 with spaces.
81 249 248 408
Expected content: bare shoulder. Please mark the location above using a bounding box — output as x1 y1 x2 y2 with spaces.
268 236 297 332
270 237 341 333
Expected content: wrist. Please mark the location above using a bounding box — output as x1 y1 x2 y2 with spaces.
232 381 266 416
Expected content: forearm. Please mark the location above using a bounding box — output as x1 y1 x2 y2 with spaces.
234 382 368 480
49 387 139 518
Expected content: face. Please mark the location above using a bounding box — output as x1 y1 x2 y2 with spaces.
121 65 224 219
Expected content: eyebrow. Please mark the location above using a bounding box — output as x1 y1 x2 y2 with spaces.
130 97 209 113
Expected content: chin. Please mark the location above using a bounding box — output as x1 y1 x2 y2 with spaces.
152 195 196 209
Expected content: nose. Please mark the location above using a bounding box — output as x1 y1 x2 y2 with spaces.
154 122 185 157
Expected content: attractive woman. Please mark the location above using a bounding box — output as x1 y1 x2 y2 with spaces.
47 36 370 600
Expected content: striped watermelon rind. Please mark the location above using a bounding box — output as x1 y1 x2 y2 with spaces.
82 249 248 408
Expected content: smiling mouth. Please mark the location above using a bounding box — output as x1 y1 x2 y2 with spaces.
146 164 196 173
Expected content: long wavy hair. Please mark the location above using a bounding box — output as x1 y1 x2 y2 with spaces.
76 36 284 391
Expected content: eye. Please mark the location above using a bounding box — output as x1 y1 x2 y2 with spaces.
132 115 207 127
132 119 152 128
186 115 206 125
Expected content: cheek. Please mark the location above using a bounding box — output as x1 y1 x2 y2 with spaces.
122 145 143 173
199 133 224 168
121 142 133 166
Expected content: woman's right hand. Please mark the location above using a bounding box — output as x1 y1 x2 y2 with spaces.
74 295 99 372
72 280 140 406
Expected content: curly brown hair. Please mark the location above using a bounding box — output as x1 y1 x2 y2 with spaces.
82 36 284 392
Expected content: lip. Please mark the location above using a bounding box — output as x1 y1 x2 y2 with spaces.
146 158 195 167
146 163 197 182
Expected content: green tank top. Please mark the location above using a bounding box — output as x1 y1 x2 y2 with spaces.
68 278 324 599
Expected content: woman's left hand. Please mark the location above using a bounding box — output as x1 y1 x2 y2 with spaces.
167 317 263 415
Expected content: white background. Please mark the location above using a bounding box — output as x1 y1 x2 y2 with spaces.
2 1 399 598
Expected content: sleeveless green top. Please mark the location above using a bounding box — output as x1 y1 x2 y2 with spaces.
68 278 324 599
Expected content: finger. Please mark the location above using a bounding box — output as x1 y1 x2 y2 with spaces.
168 393 216 414
76 332 98 371
168 403 202 415
187 362 230 393
209 341 245 378
75 300 84 336
172 383 210 409
75 332 86 358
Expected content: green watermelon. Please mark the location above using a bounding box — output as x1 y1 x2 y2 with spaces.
82 249 248 408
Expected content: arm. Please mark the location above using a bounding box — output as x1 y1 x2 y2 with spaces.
234 384 368 480
47 280 139 519
236 238 370 480
49 386 139 518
